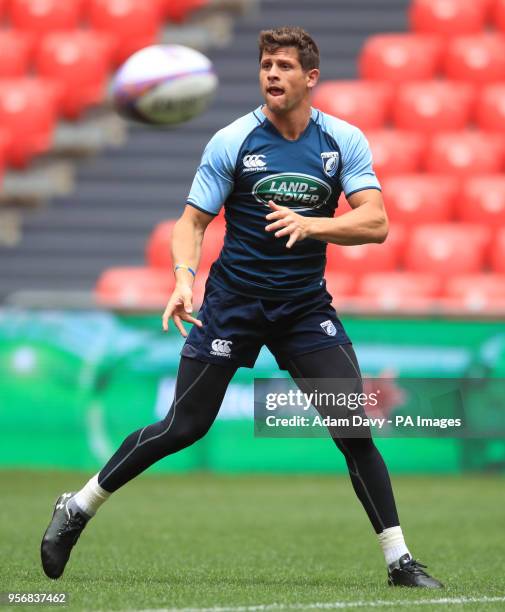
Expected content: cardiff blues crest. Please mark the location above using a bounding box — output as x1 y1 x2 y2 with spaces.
321 151 339 177
320 319 337 336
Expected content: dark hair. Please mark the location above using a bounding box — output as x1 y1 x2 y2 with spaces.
258 26 320 71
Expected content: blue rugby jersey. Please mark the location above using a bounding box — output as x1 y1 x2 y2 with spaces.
187 105 381 300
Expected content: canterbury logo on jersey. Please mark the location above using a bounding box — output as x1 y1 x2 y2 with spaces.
210 339 233 357
243 154 267 170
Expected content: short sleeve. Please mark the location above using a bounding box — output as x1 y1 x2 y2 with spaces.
340 128 381 198
187 131 235 215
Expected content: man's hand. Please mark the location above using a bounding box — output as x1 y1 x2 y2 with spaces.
162 283 203 337
265 200 312 248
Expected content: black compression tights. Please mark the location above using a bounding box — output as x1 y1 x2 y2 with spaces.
98 345 399 533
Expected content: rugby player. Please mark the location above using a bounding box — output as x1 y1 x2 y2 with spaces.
41 26 442 589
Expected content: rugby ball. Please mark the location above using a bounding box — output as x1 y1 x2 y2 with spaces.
111 44 218 126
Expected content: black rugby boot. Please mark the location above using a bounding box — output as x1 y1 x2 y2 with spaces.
388 554 444 588
41 493 88 579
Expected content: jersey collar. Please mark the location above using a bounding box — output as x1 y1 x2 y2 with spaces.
255 105 318 141
255 105 318 122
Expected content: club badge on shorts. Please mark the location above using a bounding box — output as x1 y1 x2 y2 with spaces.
321 151 339 178
320 320 337 336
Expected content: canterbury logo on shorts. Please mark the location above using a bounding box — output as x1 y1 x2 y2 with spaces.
210 338 233 357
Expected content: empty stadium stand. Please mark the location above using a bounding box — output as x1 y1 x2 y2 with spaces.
359 33 443 81
0 0 412 305
312 80 393 130
36 31 114 119
380 174 458 224
318 0 505 314
409 0 489 36
2 0 505 315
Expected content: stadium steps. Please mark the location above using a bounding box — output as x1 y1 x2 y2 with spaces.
77 158 200 181
20 207 172 231
53 112 127 155
239 9 407 33
1 161 75 203
0 112 126 203
0 0 411 302
0 210 22 248
0 229 148 255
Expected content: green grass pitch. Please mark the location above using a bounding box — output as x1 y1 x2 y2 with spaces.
0 471 504 611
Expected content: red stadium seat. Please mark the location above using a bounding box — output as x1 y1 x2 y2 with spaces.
358 272 441 310
476 84 505 132
365 130 427 177
0 128 8 186
405 224 491 275
381 174 457 224
95 267 174 308
162 0 207 22
426 132 505 175
10 0 81 44
495 0 505 31
146 215 219 307
0 31 31 77
75 0 90 17
444 274 505 311
197 218 225 274
482 0 496 13
491 229 505 273
410 0 488 35
190 273 208 307
0 126 8 160
0 78 57 167
393 81 476 133
444 35 505 83
359 34 443 82
89 0 161 64
313 81 393 130
326 225 404 275
146 219 177 269
36 31 114 119
458 176 505 226
147 215 225 274
324 272 356 298
109 0 205 21
335 192 349 216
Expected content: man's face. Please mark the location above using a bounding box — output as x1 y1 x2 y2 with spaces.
259 47 319 114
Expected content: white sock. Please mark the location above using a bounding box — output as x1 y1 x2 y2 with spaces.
378 526 411 567
72 474 111 517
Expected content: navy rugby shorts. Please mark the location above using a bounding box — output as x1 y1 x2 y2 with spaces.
181 276 351 369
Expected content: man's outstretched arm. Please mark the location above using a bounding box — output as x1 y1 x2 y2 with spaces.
162 204 215 335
